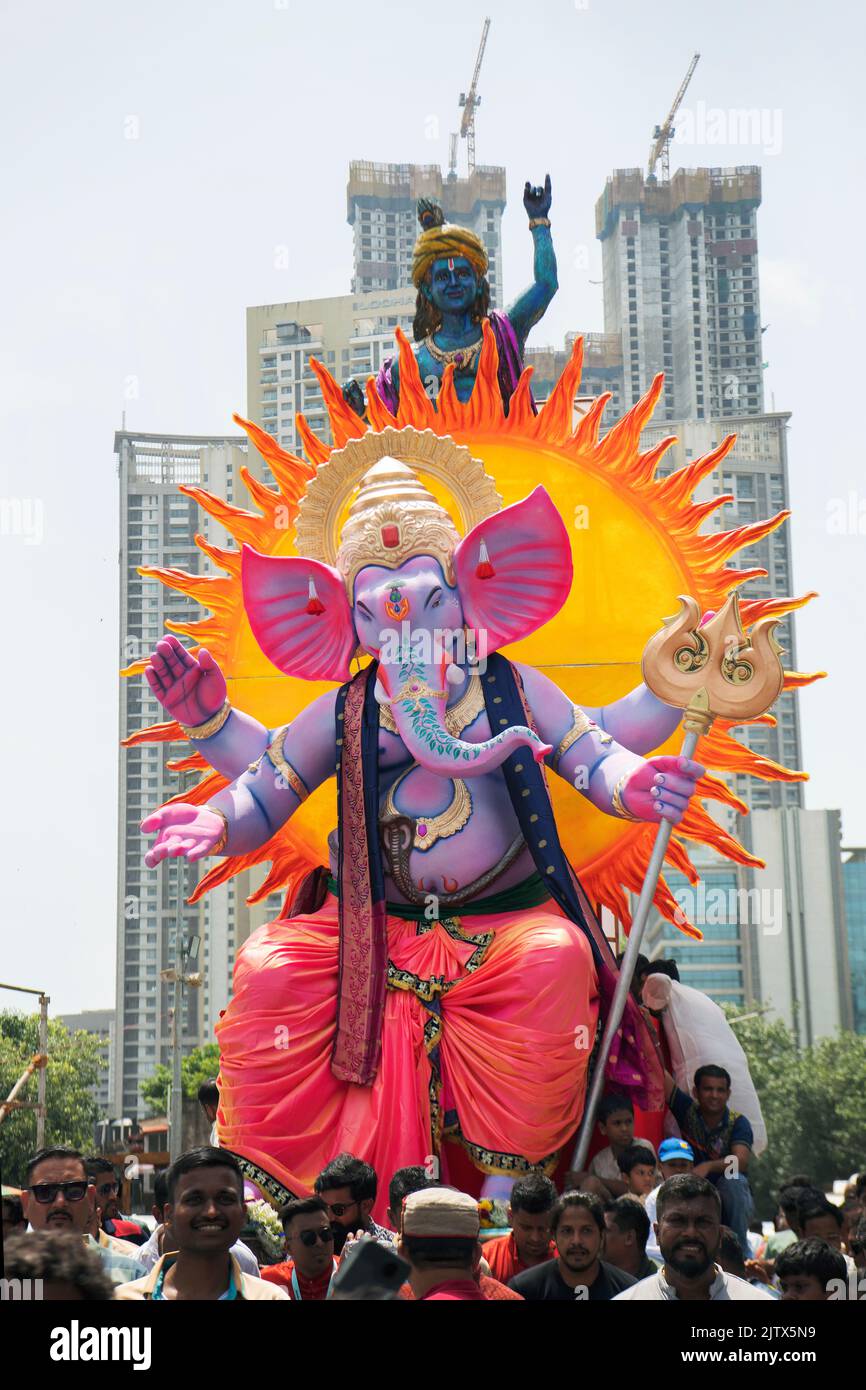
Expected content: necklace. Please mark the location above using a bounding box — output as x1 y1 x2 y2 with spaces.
379 673 484 738
423 331 483 372
383 767 473 850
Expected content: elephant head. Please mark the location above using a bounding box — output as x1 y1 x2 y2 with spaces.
241 457 573 776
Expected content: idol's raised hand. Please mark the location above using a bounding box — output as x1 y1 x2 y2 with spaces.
621 755 705 825
145 635 227 728
140 803 226 868
523 173 552 219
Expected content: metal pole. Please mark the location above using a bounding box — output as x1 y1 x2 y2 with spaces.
570 728 699 1171
37 994 49 1148
169 842 186 1163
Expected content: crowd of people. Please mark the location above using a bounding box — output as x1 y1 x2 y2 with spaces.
3 1059 864 1302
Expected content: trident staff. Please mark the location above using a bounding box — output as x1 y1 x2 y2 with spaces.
571 593 786 1171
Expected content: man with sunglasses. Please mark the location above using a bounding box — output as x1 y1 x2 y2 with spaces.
261 1197 340 1300
85 1156 147 1248
314 1153 394 1253
21 1146 146 1286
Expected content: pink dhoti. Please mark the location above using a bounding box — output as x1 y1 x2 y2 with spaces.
215 893 598 1225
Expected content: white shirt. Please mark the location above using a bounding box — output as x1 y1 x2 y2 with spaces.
136 1224 260 1275
613 1265 773 1301
589 1140 658 1184
644 1183 662 1264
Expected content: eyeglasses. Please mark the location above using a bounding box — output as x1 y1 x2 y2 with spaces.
325 1202 357 1218
295 1226 336 1247
29 1181 89 1204
96 1181 118 1197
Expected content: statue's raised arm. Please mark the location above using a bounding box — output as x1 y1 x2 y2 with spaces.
504 174 558 356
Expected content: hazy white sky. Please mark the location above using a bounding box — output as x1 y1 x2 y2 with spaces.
1 0 864 1016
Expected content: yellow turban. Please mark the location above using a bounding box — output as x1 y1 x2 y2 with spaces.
411 222 488 288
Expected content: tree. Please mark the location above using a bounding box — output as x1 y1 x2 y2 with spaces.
0 1011 102 1187
723 1007 866 1217
139 1043 221 1116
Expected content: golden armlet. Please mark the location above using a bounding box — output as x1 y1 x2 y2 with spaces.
265 727 309 802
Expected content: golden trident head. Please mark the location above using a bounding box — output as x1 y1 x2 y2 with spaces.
642 593 786 734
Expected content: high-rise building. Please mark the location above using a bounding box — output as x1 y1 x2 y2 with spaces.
596 166 763 421
245 289 416 462
742 809 853 1043
645 810 853 1041
842 848 866 1035
346 162 506 307
114 432 261 1121
58 1009 115 1118
525 332 624 420
640 411 803 812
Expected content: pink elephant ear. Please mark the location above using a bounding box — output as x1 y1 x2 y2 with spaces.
453 486 572 653
241 545 356 682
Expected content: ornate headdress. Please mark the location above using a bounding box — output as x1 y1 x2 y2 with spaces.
294 426 501 598
411 199 489 288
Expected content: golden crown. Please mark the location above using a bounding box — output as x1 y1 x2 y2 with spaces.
294 427 501 598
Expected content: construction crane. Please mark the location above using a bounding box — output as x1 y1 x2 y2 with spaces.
647 52 700 183
456 16 491 176
448 132 459 181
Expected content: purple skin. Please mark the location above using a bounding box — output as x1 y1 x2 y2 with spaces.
141 561 704 899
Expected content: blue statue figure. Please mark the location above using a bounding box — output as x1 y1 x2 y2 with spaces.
344 175 558 417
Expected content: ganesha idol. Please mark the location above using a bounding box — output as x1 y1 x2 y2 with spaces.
141 428 705 1217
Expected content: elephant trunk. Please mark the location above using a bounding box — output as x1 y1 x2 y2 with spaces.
378 660 551 777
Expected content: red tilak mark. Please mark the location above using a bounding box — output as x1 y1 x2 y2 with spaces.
447 258 455 271
381 524 400 549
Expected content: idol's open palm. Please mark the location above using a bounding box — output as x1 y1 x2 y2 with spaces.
145 635 227 727
140 804 226 867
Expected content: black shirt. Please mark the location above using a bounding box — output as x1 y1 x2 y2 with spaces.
508 1258 636 1302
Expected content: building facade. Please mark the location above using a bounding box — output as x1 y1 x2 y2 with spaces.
842 848 866 1034
596 166 763 421
114 432 259 1121
640 411 804 812
58 1009 115 1118
245 289 416 463
347 161 506 306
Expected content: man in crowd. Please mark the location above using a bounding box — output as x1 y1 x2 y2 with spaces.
603 1197 658 1280
617 1144 658 1201
2 1191 27 1240
20 1146 146 1286
849 1215 866 1273
198 1078 220 1145
314 1153 393 1251
259 1197 338 1300
776 1238 848 1301
574 1094 657 1198
85 1156 146 1247
136 1169 259 1274
482 1172 557 1283
796 1192 846 1253
716 1225 778 1296
114 1147 287 1300
508 1192 636 1301
663 1063 755 1254
613 1174 772 1301
645 1138 695 1264
763 1178 812 1261
3 1230 115 1300
398 1188 487 1300
386 1166 432 1232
